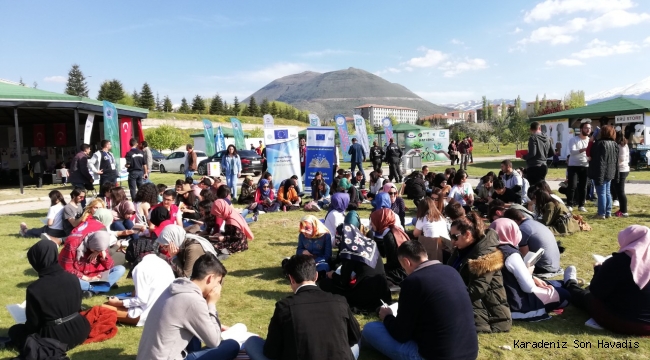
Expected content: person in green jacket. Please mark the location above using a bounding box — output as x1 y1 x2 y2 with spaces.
533 189 580 236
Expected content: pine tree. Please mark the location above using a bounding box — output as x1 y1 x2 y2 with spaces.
32 81 38 89
232 97 240 115
179 97 191 113
270 102 278 116
64 64 89 97
162 96 173 112
155 92 162 111
138 83 155 110
209 94 223 115
541 93 547 112
534 94 540 116
486 99 493 120
97 79 125 103
515 95 521 113
191 95 205 113
132 89 141 107
260 98 270 115
481 96 487 122
223 100 229 115
19 77 25 86
247 96 259 116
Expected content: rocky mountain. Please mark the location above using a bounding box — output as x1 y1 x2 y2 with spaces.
586 76 650 104
443 98 523 111
244 67 450 120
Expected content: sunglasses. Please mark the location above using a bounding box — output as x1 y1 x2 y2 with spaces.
388 192 397 196
262 185 269 188
450 233 461 241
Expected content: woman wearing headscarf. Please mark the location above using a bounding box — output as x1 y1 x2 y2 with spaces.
324 192 349 245
322 213 391 312
339 177 360 211
150 206 175 239
383 182 406 227
238 175 256 205
277 178 301 211
433 173 451 197
210 199 253 253
490 218 569 322
254 179 280 213
102 239 174 326
371 192 391 211
8 240 91 350
296 215 332 273
370 208 409 285
156 224 218 278
564 225 650 335
58 228 126 296
92 208 139 266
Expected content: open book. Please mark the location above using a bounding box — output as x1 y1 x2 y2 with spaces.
222 323 258 348
90 270 110 284
383 302 399 317
6 301 26 324
593 254 612 264
524 248 545 267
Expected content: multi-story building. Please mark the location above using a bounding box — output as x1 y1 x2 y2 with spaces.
354 104 418 126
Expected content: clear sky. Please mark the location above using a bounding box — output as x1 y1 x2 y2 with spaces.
2 0 649 106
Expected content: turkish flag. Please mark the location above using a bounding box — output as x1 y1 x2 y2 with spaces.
120 118 133 158
53 123 67 146
136 119 145 143
33 124 46 147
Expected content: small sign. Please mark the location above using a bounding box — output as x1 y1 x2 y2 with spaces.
615 114 643 124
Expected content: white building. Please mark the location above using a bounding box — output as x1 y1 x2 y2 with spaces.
354 104 418 126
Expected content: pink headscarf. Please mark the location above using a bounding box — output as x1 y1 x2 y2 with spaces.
618 225 650 289
490 218 522 247
382 183 397 194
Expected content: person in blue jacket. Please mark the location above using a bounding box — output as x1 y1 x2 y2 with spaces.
348 138 366 184
221 145 242 200
296 215 332 274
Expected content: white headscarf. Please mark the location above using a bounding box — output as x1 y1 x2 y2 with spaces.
156 225 217 256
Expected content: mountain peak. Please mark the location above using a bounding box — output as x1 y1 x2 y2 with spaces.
586 76 650 103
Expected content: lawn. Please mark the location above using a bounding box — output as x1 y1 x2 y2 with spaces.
470 142 520 158
2 190 650 359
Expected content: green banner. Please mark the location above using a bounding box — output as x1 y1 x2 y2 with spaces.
102 101 120 165
202 119 216 156
230 117 246 150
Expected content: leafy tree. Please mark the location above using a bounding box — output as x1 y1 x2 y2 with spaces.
564 90 585 109
486 100 493 120
260 98 270 115
423 120 431 127
191 95 205 113
249 127 264 137
32 81 38 89
232 97 240 115
117 92 135 106
209 94 223 115
162 96 173 112
541 93 547 112
97 79 125 103
144 125 189 152
247 96 259 116
388 114 399 126
138 83 155 110
270 101 278 116
64 64 89 97
155 92 162 111
515 95 521 114
508 111 529 150
178 97 191 114
533 94 540 116
486 106 510 152
223 100 229 114
132 89 141 107
481 96 488 122
19 77 25 86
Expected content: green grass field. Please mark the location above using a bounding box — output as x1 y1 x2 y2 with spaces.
2 188 650 359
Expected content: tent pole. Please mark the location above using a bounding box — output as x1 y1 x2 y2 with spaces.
74 109 80 149
14 108 24 195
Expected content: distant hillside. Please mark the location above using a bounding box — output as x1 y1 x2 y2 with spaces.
443 98 527 111
244 67 450 120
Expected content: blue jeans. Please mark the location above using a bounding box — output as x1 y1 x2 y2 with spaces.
226 173 238 199
244 336 359 360
361 322 424 360
318 198 331 208
185 170 196 179
78 265 126 293
240 209 255 224
350 162 366 180
111 219 139 240
595 180 612 216
185 337 240 360
544 280 571 312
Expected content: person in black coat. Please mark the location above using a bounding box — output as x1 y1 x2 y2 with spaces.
588 125 619 218
8 240 91 350
244 255 362 360
362 241 479 360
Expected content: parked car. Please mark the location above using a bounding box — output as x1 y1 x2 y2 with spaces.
197 150 263 177
150 149 166 171
159 151 207 173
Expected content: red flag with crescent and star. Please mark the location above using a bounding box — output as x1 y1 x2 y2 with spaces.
33 124 46 147
53 123 67 146
120 118 132 158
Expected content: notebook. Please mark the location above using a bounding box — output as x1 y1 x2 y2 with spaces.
6 301 26 324
89 270 110 284
592 254 612 264
222 323 258 348
382 302 399 317
524 248 545 267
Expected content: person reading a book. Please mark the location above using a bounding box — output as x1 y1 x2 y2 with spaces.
447 212 512 333
244 255 361 360
296 215 332 274
8 240 91 351
58 229 126 296
254 179 280 213
532 189 580 236
156 225 218 278
20 190 67 240
564 225 650 336
210 199 253 254
103 239 174 326
490 218 569 321
370 208 408 286
137 254 240 360
90 208 140 267
362 241 478 360
324 192 349 245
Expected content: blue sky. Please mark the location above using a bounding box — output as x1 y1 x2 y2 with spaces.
2 0 649 106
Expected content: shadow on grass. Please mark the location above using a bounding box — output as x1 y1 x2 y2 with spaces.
267 242 297 247
4 212 47 219
246 289 289 301
23 268 37 277
229 267 285 281
70 348 134 359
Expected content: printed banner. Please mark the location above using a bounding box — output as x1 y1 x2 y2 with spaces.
305 127 335 192
334 114 351 162
136 119 145 143
216 125 227 152
353 115 370 157
382 117 394 142
53 123 67 146
102 101 121 170
308 114 321 127
33 124 45 147
119 118 132 158
263 114 274 129
83 114 94 145
230 117 246 150
404 129 450 161
264 127 301 192
202 119 216 156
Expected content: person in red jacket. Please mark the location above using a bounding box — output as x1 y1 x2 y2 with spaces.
58 222 126 297
467 137 474 163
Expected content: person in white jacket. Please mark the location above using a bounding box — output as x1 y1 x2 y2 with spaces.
613 132 630 217
88 140 119 186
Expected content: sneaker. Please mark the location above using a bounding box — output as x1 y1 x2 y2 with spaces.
579 206 587 212
606 213 611 218
612 200 620 207
19 222 27 237
81 290 95 299
564 265 577 284
567 206 573 212
252 214 258 222
362 199 371 204
615 211 629 217
282 205 287 212
594 215 606 220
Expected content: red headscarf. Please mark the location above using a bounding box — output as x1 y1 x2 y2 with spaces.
370 208 409 247
211 199 254 240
